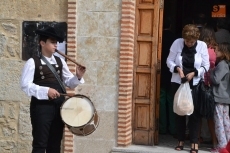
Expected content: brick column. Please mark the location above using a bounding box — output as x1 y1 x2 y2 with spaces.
63 1 77 153
64 0 136 150
117 0 136 146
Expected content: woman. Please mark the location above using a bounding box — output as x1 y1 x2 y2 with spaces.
198 25 218 151
167 24 210 153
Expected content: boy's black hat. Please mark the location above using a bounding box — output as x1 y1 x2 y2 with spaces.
35 26 64 42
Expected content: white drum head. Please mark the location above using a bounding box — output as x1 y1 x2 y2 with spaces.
61 96 94 127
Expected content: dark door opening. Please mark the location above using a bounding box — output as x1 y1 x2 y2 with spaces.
164 0 230 36
158 0 230 148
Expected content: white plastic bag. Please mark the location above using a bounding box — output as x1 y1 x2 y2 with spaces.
173 82 194 116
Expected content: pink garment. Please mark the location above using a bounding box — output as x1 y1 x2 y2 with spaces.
204 47 216 85
208 47 216 69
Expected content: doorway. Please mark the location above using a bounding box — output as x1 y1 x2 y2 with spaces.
130 0 230 147
158 0 230 149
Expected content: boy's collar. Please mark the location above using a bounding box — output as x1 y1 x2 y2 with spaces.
41 55 57 64
43 54 54 60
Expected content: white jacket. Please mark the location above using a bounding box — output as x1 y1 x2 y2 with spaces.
166 38 210 85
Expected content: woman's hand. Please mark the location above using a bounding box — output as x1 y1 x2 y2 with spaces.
177 67 185 78
186 72 195 82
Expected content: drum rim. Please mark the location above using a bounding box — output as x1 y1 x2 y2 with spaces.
60 94 96 127
68 111 100 136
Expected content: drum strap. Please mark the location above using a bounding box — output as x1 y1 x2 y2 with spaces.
41 55 66 94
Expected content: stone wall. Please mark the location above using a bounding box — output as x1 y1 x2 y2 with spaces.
0 0 122 152
0 0 67 152
72 0 121 152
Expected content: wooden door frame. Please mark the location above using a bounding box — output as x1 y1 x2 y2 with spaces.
117 0 164 146
132 0 163 146
155 0 164 144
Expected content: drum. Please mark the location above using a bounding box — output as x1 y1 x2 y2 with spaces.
60 94 99 136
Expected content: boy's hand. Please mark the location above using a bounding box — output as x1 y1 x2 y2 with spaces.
48 88 60 99
76 65 86 80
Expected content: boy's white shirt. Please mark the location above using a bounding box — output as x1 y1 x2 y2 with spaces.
20 55 84 100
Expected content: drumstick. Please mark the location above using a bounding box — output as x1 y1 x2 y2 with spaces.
59 93 75 97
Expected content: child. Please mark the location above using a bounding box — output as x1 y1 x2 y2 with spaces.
198 25 218 151
210 42 230 151
20 26 86 153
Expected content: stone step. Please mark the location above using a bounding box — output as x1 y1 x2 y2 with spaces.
111 144 211 153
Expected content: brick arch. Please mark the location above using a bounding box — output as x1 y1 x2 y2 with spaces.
64 0 136 152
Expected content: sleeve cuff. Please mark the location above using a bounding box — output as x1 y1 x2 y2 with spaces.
37 86 50 100
174 66 180 73
194 69 198 76
67 76 85 89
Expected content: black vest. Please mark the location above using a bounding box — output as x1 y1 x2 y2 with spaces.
31 55 65 103
32 55 63 85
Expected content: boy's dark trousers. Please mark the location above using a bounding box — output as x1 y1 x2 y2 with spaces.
30 84 65 153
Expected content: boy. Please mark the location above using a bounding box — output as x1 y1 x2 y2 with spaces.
20 26 86 153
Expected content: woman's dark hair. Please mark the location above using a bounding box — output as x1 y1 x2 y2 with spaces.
199 26 217 48
217 42 230 61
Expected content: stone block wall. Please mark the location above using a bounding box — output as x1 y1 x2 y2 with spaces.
1 1 210 152
0 0 67 152
72 0 122 152
0 0 124 152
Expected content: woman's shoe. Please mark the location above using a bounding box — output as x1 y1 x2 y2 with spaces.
190 143 198 153
175 141 184 151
